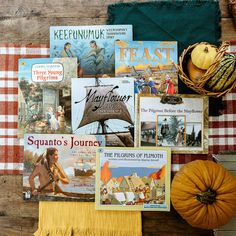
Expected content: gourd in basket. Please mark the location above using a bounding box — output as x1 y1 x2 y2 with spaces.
171 160 236 229
178 42 236 97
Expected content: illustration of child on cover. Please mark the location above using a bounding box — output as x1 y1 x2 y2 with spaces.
56 105 65 129
46 107 60 131
29 147 69 195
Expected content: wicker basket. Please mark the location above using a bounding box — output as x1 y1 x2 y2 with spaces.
177 41 236 97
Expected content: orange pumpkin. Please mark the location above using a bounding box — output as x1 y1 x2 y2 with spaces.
187 59 206 83
171 160 236 229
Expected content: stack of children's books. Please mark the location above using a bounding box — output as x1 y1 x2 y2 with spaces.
20 25 208 211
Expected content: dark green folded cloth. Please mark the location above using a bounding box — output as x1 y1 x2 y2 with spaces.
107 0 223 115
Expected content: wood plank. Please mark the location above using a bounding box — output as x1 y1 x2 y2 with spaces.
0 17 235 44
4 0 226 19
215 231 236 236
0 227 34 236
217 215 236 230
221 18 236 41
218 162 236 171
0 216 37 231
142 210 213 236
0 175 39 218
220 0 233 18
0 0 235 235
0 17 107 44
215 155 236 162
229 170 236 177
0 0 152 18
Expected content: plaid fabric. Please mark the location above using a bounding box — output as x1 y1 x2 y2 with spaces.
209 88 236 154
0 44 49 174
172 88 236 172
1 44 236 174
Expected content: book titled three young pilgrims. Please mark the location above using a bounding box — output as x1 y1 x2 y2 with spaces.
50 25 133 77
115 41 178 95
18 58 77 138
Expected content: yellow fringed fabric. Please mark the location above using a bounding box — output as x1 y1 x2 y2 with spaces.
35 202 142 236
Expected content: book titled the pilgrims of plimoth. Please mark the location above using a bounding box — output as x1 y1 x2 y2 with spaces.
95 147 171 211
115 41 178 95
72 77 135 147
23 134 105 201
18 57 77 138
50 25 133 77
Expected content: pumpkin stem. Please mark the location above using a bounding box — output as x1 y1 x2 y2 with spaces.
196 188 216 204
204 47 209 53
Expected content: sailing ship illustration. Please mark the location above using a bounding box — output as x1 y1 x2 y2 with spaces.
73 78 134 147
74 158 96 177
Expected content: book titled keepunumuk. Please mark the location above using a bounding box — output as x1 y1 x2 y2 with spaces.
50 25 133 77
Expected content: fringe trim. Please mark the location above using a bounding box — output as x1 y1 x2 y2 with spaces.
34 227 142 236
35 202 142 236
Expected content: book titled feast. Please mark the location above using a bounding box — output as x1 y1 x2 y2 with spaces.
115 41 178 95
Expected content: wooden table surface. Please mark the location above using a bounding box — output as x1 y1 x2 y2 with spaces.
0 0 235 235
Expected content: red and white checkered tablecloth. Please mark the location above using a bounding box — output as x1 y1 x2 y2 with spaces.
0 44 49 174
0 44 235 174
172 88 236 172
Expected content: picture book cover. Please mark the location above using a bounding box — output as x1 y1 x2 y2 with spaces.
18 57 77 137
72 77 135 147
137 94 208 154
115 41 178 95
23 134 105 201
50 25 133 77
95 147 171 211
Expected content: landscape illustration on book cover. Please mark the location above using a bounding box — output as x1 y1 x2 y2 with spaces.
50 25 133 77
23 134 105 201
115 41 178 94
138 94 209 154
18 58 77 137
72 77 135 147
95 147 171 211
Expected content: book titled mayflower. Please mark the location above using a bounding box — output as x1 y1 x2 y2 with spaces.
72 77 135 147
95 147 171 211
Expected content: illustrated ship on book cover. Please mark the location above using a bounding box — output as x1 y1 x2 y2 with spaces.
72 77 135 147
74 158 96 177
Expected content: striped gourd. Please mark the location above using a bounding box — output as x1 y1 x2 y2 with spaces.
205 54 236 92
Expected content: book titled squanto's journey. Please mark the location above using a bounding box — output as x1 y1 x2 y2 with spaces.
50 25 133 77
95 147 171 211
23 134 105 201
